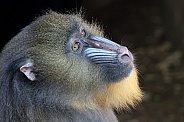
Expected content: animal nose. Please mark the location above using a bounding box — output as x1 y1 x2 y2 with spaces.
117 46 129 55
117 46 133 64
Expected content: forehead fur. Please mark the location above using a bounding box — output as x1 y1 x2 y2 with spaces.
35 11 104 37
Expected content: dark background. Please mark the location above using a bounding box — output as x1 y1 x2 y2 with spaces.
1 0 184 121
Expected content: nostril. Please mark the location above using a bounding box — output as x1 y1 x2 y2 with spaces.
121 54 129 58
118 54 131 64
121 54 130 61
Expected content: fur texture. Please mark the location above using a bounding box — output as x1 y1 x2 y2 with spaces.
0 11 143 122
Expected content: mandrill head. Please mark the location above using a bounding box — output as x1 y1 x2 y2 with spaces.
0 11 143 114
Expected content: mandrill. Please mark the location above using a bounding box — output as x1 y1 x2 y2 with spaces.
0 11 143 122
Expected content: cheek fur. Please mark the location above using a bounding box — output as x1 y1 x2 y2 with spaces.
94 69 144 110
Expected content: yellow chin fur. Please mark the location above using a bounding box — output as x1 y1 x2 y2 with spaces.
95 69 143 110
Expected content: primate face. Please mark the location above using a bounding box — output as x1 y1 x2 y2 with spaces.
67 23 135 82
0 12 143 122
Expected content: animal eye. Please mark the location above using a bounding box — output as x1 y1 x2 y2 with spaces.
81 29 86 37
72 42 80 51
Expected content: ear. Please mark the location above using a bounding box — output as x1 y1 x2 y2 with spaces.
20 59 36 81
